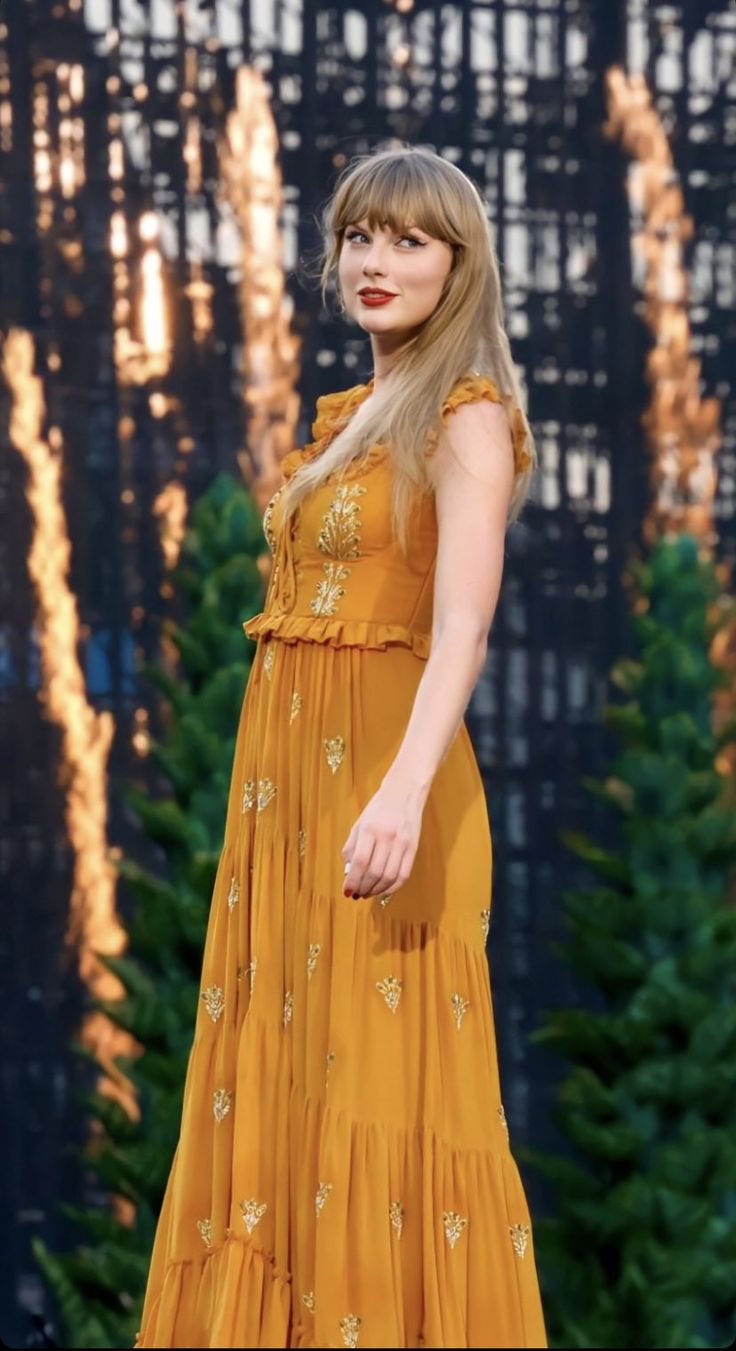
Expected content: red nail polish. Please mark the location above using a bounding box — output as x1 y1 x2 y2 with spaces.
344 887 353 897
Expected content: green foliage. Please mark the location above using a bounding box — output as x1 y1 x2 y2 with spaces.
521 535 736 1349
33 473 266 1348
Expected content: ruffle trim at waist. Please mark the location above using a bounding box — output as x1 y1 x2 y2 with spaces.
242 610 431 659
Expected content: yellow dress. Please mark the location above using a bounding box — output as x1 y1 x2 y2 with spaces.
133 374 547 1350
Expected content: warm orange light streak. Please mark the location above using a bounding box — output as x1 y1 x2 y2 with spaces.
180 46 207 344
110 209 127 258
604 67 735 787
109 136 124 180
0 42 11 154
139 211 169 359
604 68 721 549
221 66 302 544
185 260 214 343
68 62 84 103
139 210 158 245
184 115 202 195
57 64 85 197
140 246 168 355
153 479 188 571
32 82 52 213
4 329 140 1118
113 213 171 384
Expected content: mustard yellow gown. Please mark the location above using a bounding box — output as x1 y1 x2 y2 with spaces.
134 374 548 1350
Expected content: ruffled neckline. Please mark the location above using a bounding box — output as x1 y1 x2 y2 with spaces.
312 379 374 441
279 379 376 482
279 372 531 482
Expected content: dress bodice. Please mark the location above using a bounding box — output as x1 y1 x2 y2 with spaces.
242 373 530 661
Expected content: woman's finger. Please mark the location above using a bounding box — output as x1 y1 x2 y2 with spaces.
356 838 407 899
344 835 378 897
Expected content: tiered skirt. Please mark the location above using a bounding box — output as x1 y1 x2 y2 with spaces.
134 633 547 1349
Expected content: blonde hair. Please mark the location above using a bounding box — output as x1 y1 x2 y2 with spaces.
283 142 536 556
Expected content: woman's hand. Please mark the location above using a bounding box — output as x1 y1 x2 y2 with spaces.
341 770 428 901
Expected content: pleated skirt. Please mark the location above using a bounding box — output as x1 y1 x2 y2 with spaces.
134 634 548 1349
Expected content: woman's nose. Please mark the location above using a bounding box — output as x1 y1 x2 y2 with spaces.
362 239 391 272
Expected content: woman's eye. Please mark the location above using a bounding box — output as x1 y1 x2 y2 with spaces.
345 231 423 248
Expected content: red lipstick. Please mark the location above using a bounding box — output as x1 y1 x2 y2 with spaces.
358 288 397 308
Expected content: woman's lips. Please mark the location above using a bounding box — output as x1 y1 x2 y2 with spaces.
359 293 396 307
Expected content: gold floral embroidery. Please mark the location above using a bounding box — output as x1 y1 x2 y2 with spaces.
298 827 307 858
263 644 275 680
315 1181 333 1215
378 892 392 907
307 944 321 980
451 993 470 1030
290 692 302 724
325 1050 336 1084
310 561 351 617
376 975 403 1014
317 483 367 559
247 957 258 994
242 779 255 812
196 1217 213 1248
443 1210 468 1248
302 1292 315 1314
283 991 294 1026
213 1088 233 1123
257 778 277 812
239 1198 267 1234
481 908 491 943
509 1222 530 1258
262 486 285 555
236 964 245 981
324 735 345 774
498 1103 509 1138
227 877 239 911
389 1200 404 1238
339 1314 362 1349
201 985 225 1022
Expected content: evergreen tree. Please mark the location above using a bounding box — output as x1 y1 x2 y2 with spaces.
520 534 736 1350
32 473 267 1349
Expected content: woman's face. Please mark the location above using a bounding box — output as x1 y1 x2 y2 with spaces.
338 217 455 345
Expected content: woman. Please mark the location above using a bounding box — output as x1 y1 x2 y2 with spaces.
134 144 547 1349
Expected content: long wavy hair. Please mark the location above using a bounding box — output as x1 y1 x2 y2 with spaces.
282 143 536 556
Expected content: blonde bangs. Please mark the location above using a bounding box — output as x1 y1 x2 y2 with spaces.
331 153 466 252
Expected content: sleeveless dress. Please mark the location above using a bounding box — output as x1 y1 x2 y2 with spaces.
133 374 547 1350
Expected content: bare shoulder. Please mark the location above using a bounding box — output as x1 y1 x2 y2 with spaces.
427 396 515 501
428 396 514 645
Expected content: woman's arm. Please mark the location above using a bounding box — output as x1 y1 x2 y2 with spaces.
384 396 516 798
342 398 516 900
